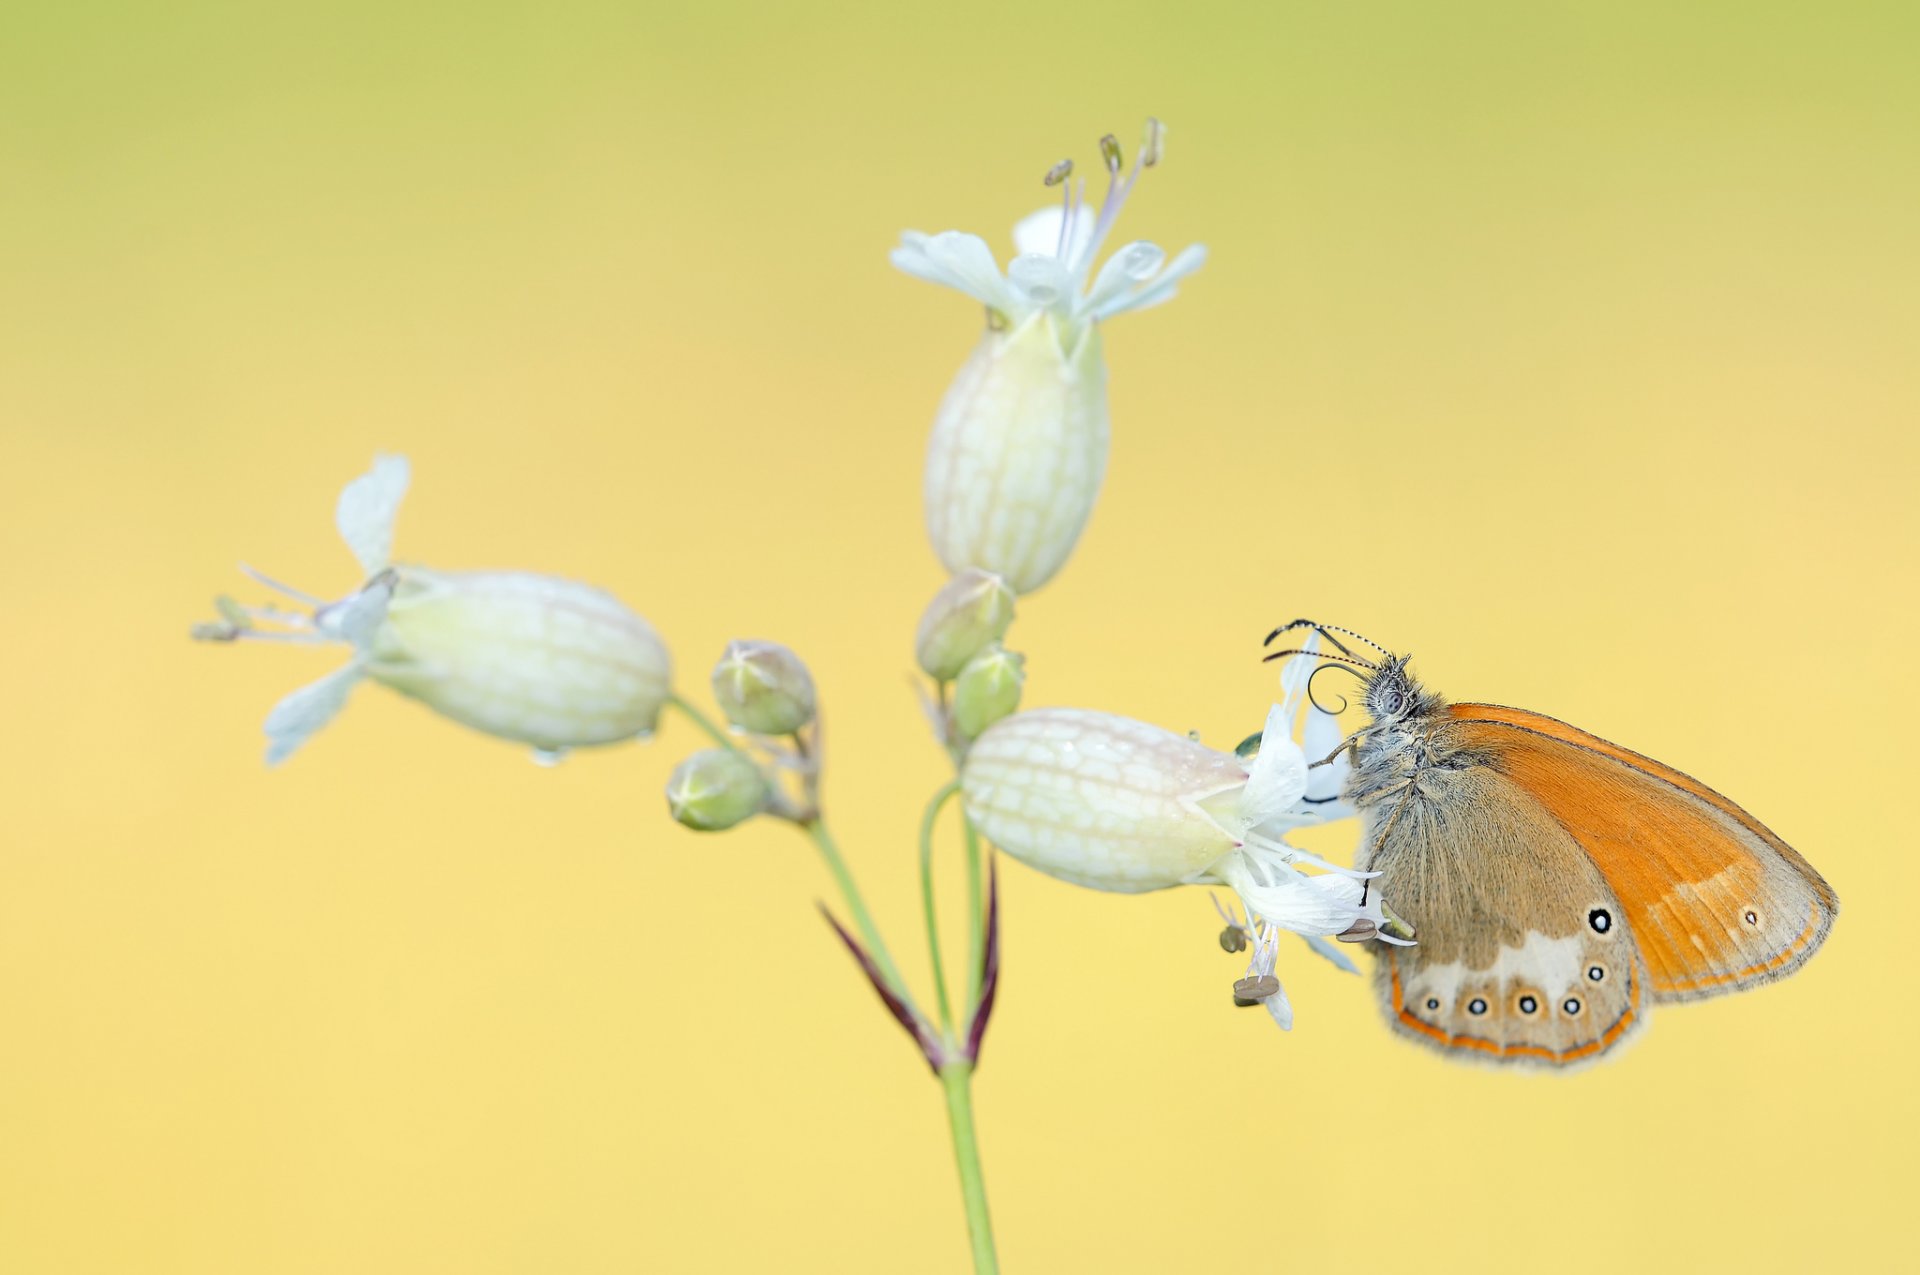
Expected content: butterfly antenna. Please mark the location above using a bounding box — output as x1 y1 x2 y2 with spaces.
1264 618 1349 656
1263 619 1395 662
1321 625 1394 659
1260 647 1380 672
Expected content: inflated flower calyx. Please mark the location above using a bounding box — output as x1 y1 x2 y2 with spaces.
950 644 1025 740
915 569 1017 681
666 749 770 832
711 640 816 736
191 454 672 764
893 118 1206 594
960 693 1412 1031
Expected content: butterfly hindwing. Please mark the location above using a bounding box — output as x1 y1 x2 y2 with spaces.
1359 762 1646 1067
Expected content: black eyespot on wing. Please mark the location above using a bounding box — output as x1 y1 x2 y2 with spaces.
1425 997 1440 1011
1588 908 1612 934
1743 909 1760 926
1468 997 1489 1016
1587 964 1606 982
1517 995 1538 1014
1563 997 1582 1014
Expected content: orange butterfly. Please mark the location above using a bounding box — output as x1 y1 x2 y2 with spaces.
1266 621 1838 1068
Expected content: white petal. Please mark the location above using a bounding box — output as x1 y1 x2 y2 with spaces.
1007 252 1076 313
1230 862 1367 936
1013 204 1095 260
263 661 365 765
1303 701 1351 802
1303 934 1361 975
891 231 1018 314
1247 838 1377 879
1084 240 1165 314
1090 243 1208 321
335 454 411 576
1265 979 1295 1031
1275 630 1322 720
1237 703 1309 829
315 577 393 648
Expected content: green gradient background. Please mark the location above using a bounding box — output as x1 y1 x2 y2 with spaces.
2 3 1914 1271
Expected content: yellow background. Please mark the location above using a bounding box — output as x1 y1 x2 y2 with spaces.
3 2 1914 1271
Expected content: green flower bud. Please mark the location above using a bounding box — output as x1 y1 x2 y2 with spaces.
951 644 1026 740
710 639 816 735
666 749 769 831
915 568 1016 681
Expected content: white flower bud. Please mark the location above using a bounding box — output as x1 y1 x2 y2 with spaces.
962 708 1244 892
963 691 1404 1033
923 315 1109 594
666 748 770 832
892 123 1207 596
962 706 1386 934
950 644 1025 740
915 568 1016 680
711 639 816 736
193 455 673 764
373 568 671 749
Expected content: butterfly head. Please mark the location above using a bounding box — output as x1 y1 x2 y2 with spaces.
1261 622 1441 722
1363 655 1440 723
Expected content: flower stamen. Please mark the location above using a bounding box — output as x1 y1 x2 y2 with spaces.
1075 122 1155 280
237 562 326 607
1232 974 1280 1005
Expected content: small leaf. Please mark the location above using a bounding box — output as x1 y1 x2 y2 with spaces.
817 904 944 1073
963 857 1002 1065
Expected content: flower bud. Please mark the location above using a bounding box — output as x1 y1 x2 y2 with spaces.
894 125 1205 594
711 639 816 735
372 568 672 750
961 705 1382 932
962 696 1395 1034
951 644 1025 740
195 455 675 764
962 708 1245 892
923 314 1109 595
666 749 769 831
914 568 1016 680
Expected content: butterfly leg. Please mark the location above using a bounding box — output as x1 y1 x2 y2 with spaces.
1309 732 1364 770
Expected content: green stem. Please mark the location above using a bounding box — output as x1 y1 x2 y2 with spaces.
664 692 738 752
962 814 985 1010
939 1062 999 1275
802 817 924 1023
919 782 960 1032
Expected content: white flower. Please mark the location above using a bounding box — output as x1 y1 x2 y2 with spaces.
894 120 1206 594
959 639 1407 1026
194 455 672 764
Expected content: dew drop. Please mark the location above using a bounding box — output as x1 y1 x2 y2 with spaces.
530 746 571 767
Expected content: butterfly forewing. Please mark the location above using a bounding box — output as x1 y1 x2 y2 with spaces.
1440 705 1837 1003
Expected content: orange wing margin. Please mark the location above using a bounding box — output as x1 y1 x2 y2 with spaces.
1442 704 1838 1002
